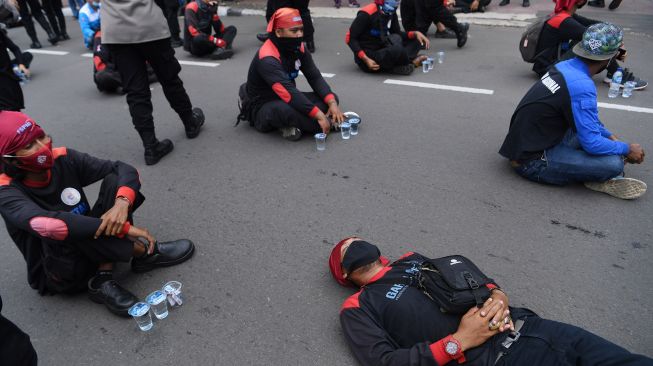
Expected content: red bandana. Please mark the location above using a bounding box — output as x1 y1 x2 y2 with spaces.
266 8 303 33
0 111 45 157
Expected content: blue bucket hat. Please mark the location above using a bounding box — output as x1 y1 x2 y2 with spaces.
572 22 623 61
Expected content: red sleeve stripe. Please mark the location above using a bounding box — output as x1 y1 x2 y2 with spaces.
397 251 415 260
547 12 571 29
208 35 215 43
340 291 361 312
117 221 131 238
486 283 498 290
94 56 106 71
429 340 452 365
52 147 67 159
220 23 225 33
116 186 136 205
0 174 12 186
323 93 335 104
272 83 292 103
308 106 320 118
407 31 415 39
345 31 351 44
212 14 219 21
29 217 69 241
357 50 367 60
188 25 200 37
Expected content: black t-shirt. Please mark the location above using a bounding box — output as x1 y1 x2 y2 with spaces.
346 4 411 58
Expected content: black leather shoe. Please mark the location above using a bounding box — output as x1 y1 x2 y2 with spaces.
499 0 509 5
60 32 71 40
456 23 469 48
608 0 621 9
88 280 139 317
30 41 42 49
588 0 605 6
47 33 59 45
209 48 234 60
256 33 269 42
522 0 530 6
144 139 174 165
131 239 195 273
184 108 205 138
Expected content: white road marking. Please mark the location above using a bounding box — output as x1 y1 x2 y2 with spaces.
81 53 93 58
299 71 335 78
384 79 494 95
26 49 70 55
178 60 220 67
598 102 653 114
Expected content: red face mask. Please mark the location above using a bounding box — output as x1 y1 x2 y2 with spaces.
16 140 54 172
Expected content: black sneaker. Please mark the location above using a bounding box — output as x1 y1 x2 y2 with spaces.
280 127 302 141
60 33 71 40
210 48 234 60
499 0 509 5
456 23 469 48
144 139 174 165
131 239 195 273
391 64 414 75
47 33 59 45
588 0 605 6
434 29 457 39
185 107 205 138
30 41 42 49
522 0 530 6
622 69 648 90
256 33 269 42
88 279 139 317
608 0 621 9
171 38 183 48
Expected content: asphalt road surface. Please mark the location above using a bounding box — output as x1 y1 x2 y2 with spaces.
1 8 652 365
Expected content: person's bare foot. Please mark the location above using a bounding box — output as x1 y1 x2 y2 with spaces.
412 55 428 67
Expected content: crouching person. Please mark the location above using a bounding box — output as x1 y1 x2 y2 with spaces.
0 112 195 316
184 0 237 60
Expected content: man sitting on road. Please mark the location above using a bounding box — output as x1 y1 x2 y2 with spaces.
238 8 345 141
346 0 429 75
0 112 195 316
79 0 101 49
330 237 653 365
413 0 469 47
401 0 457 39
500 23 647 200
531 0 646 90
183 0 237 60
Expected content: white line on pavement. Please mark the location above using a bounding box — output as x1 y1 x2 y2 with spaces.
26 49 70 55
598 102 653 114
384 79 494 95
81 53 93 58
178 60 220 67
298 71 335 78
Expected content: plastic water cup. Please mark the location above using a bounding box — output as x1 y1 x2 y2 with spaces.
622 81 636 98
128 302 153 331
422 60 430 73
437 51 445 64
146 290 169 319
349 118 360 135
314 133 327 151
427 57 434 70
340 122 351 140
162 281 184 308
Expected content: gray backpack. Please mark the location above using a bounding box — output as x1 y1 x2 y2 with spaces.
519 16 550 63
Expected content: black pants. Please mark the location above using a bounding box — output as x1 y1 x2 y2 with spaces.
299 10 314 43
107 38 194 142
455 0 491 12
40 174 144 294
188 26 237 57
416 2 462 35
162 0 181 41
17 0 54 42
41 0 66 36
355 34 422 72
0 295 37 366
252 92 335 135
498 315 652 365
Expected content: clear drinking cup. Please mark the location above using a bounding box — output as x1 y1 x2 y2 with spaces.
622 81 636 98
349 118 360 136
422 60 430 73
340 122 351 140
146 290 169 319
427 57 434 70
162 281 184 308
128 302 153 331
314 133 327 151
437 51 445 64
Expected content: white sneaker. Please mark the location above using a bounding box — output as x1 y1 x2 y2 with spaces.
280 127 302 141
584 177 647 200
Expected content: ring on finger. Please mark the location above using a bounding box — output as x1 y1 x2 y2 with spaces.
489 321 500 331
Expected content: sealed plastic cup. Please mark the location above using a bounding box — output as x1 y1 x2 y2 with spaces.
622 81 636 98
340 122 351 140
437 51 445 64
314 133 327 151
427 57 434 70
162 281 184 308
128 302 153 331
146 290 169 319
422 60 429 73
349 118 360 136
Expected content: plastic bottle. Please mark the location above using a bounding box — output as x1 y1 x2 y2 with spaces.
12 65 28 86
608 68 622 98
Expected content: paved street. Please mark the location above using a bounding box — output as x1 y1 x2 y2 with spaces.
1 3 652 365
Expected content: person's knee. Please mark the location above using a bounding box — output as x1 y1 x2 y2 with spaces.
601 155 625 181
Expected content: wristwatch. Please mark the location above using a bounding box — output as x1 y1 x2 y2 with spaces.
443 335 466 363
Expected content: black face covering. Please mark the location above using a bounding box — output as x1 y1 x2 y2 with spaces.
342 241 381 273
270 33 304 58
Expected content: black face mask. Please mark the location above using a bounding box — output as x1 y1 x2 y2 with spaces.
271 34 304 58
342 241 381 274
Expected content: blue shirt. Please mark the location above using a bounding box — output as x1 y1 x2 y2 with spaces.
79 3 101 49
556 58 629 156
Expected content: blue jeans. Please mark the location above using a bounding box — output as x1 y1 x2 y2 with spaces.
68 0 84 17
514 131 624 186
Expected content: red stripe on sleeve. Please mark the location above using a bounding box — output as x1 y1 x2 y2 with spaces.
408 31 415 39
429 340 453 366
93 56 106 71
117 221 131 238
308 106 320 118
340 291 361 312
188 25 200 37
272 82 292 103
397 251 415 260
357 50 367 60
323 93 335 104
486 283 498 290
116 186 136 205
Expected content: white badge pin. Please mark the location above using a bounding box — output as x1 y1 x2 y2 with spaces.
61 187 81 206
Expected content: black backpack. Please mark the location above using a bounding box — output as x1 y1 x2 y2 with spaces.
519 16 550 63
378 255 494 314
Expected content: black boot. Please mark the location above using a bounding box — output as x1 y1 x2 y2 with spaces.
499 0 509 5
139 130 174 165
608 0 621 9
88 279 139 317
34 13 59 45
522 0 530 6
23 18 42 48
456 23 469 48
588 0 605 7
131 239 195 273
184 107 205 138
